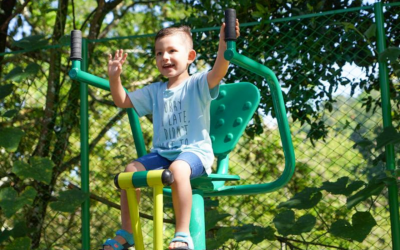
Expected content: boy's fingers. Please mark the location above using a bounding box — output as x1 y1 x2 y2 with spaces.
120 53 128 64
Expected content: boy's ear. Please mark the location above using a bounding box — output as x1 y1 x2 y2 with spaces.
188 49 196 63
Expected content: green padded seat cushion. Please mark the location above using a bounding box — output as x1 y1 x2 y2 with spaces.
190 82 261 192
210 82 261 156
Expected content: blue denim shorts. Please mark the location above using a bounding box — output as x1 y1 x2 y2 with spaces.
135 152 205 180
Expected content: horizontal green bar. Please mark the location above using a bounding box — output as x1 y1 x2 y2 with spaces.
69 68 110 91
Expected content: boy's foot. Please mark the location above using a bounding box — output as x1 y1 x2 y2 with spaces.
169 237 189 249
102 230 134 250
169 232 194 250
103 235 126 250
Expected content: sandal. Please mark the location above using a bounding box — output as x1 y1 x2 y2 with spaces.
169 232 194 250
101 229 134 250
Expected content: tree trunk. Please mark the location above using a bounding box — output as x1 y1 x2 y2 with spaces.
28 0 69 248
0 0 17 78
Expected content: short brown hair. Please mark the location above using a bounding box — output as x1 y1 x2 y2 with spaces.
155 26 193 49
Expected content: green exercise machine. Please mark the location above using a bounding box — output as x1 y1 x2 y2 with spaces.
69 9 295 250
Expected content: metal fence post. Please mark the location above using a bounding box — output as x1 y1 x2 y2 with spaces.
374 2 400 250
80 37 90 250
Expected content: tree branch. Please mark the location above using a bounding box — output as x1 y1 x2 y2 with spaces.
276 235 348 250
0 0 31 32
58 108 127 174
68 182 175 224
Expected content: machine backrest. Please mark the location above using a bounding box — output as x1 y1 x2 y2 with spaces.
210 82 261 156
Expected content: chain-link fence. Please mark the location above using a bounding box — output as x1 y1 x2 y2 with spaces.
1 2 399 250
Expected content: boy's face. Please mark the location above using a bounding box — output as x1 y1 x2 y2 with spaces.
155 33 195 80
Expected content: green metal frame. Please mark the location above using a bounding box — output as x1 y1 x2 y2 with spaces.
375 2 400 250
70 39 295 250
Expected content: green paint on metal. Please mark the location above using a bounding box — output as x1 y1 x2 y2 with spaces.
190 190 205 250
207 40 296 197
131 171 148 188
374 3 400 250
80 38 90 250
126 109 147 157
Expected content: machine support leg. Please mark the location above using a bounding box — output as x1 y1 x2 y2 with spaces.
190 190 206 250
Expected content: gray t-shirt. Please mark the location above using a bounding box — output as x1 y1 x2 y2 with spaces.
127 71 219 174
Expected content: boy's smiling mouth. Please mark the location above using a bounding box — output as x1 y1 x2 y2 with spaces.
163 63 175 69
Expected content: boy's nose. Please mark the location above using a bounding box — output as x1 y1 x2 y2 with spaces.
162 54 170 60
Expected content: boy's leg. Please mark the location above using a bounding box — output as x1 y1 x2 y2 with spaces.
121 161 146 232
103 161 145 250
168 160 192 249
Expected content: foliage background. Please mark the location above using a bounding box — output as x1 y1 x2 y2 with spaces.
0 0 399 249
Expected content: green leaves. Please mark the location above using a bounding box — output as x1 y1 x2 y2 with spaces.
12 157 54 184
341 22 356 32
273 210 316 236
205 210 231 231
206 224 275 250
206 227 234 250
0 84 14 99
346 178 385 209
12 34 49 50
364 24 376 39
329 211 377 242
320 177 364 196
278 187 322 209
233 224 275 243
0 221 29 244
376 126 400 149
274 176 381 242
0 187 37 218
2 109 19 118
0 127 24 152
4 63 40 83
378 46 400 63
49 189 89 213
4 237 31 250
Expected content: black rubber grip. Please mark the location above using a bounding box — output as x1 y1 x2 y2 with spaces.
161 169 174 186
225 9 236 41
114 174 120 189
70 30 82 60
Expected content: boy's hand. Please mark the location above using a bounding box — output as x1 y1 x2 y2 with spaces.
108 49 128 79
207 19 240 89
219 19 240 42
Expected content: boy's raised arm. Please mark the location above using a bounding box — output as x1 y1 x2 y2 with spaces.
207 20 240 89
108 49 134 108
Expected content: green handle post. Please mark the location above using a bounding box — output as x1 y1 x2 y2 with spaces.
205 41 296 196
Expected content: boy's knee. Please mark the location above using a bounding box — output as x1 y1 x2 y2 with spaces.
169 161 191 180
125 161 145 172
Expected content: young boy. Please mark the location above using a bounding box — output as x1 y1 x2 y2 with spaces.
103 20 240 250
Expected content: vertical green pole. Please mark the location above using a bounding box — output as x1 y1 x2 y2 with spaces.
190 190 205 250
374 3 400 250
80 38 90 250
